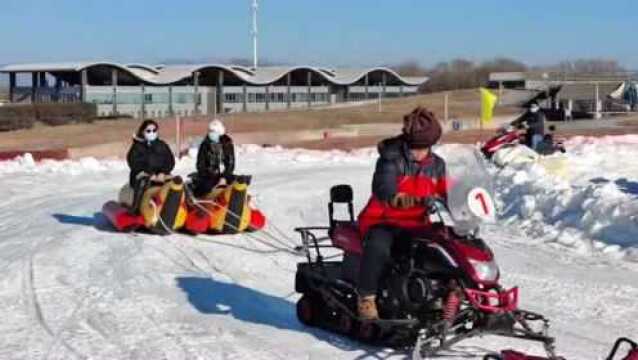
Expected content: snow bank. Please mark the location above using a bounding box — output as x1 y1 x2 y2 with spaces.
495 137 638 262
0 153 127 175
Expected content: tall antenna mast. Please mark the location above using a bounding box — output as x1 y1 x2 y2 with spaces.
251 0 259 69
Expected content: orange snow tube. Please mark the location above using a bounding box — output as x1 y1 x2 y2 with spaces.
185 175 266 234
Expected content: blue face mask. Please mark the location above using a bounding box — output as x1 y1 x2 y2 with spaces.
208 132 221 143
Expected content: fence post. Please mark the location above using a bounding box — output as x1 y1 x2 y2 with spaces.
175 115 182 159
444 92 449 122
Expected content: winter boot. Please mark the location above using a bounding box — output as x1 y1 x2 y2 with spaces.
358 295 379 320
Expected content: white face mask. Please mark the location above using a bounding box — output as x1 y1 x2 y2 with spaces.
208 131 221 143
144 128 158 142
530 105 540 113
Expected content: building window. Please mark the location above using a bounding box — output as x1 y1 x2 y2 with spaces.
225 93 244 103
144 94 153 103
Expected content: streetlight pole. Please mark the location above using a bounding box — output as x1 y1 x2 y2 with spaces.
252 0 259 70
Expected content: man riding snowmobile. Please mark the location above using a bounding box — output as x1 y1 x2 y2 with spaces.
191 119 235 197
126 119 175 214
511 102 546 151
357 106 447 320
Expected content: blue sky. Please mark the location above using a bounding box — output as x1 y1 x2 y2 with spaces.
1 0 637 68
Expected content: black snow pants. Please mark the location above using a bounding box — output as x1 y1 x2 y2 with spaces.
358 225 412 297
131 175 151 215
192 173 222 198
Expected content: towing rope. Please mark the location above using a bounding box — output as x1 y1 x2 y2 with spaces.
189 197 300 256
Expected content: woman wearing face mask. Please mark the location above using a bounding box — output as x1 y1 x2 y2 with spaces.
126 119 176 212
192 119 235 197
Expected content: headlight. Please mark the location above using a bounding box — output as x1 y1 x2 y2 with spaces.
469 259 499 282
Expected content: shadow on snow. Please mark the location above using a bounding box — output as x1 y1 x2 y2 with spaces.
52 212 118 232
175 276 400 356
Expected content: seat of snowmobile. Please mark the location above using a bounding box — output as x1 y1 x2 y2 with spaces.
330 222 363 255
328 185 363 255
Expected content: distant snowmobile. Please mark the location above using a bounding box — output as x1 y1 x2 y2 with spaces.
482 124 566 167
481 124 568 179
293 146 557 359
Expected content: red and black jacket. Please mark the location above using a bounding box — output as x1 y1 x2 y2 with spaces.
358 136 447 235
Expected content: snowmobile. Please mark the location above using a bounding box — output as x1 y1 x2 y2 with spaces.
482 124 566 168
293 146 557 359
183 174 266 235
102 175 188 234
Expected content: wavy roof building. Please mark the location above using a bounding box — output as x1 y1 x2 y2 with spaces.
1 61 427 118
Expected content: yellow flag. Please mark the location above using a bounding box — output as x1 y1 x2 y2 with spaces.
480 88 498 125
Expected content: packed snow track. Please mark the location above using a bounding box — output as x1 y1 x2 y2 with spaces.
0 141 636 359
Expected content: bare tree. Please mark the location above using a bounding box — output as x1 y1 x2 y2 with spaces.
538 58 625 74
421 57 529 92
391 60 427 76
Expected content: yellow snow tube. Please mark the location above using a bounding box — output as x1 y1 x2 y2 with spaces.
140 179 188 232
209 181 252 233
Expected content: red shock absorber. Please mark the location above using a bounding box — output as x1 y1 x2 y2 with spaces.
443 290 461 322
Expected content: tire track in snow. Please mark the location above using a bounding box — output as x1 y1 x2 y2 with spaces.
23 254 85 360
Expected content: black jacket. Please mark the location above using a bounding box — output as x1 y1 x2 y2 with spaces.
372 136 446 202
126 137 175 186
196 134 235 179
513 110 546 136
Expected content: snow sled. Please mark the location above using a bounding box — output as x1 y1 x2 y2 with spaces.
483 336 637 360
102 176 188 234
293 147 557 359
184 175 266 235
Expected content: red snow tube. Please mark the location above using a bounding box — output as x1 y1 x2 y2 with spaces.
184 208 211 234
102 201 145 232
249 209 266 231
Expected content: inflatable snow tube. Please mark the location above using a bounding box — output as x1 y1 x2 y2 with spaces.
102 177 188 234
102 201 145 232
185 175 266 234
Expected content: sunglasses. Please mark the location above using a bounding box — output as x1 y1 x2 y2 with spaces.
145 128 157 134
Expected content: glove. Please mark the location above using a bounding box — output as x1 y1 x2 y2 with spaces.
391 193 419 209
136 171 149 180
151 173 170 183
423 197 439 214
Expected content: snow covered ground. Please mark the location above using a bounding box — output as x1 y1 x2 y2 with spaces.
0 139 637 359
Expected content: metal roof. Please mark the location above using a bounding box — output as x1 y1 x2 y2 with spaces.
0 61 428 86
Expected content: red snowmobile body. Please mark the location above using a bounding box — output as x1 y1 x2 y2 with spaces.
482 126 566 159
482 129 524 158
